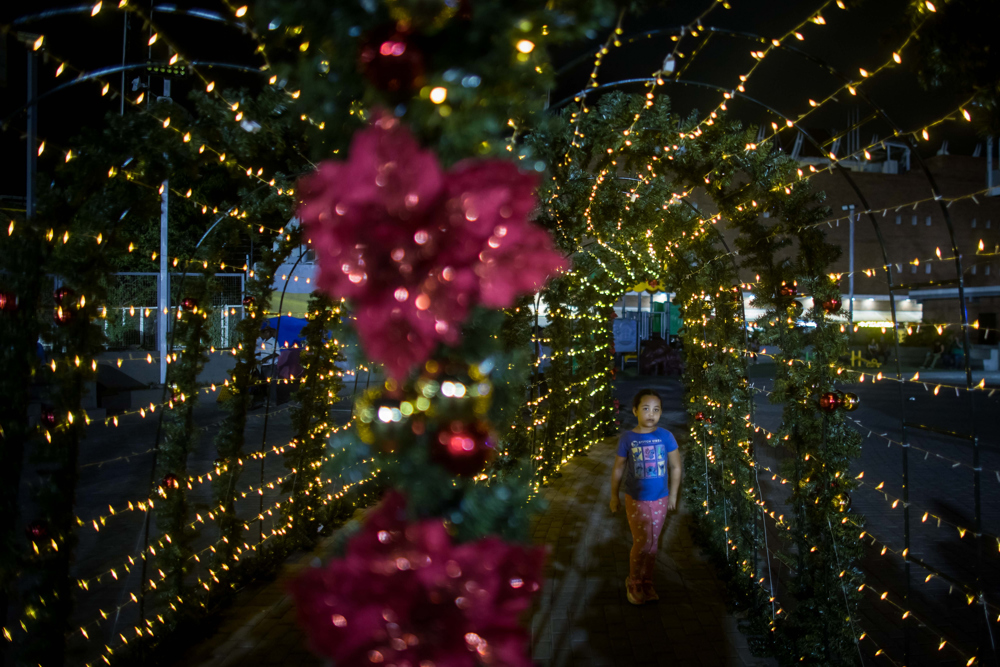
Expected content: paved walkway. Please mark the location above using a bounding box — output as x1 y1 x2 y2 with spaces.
529 436 775 667
171 379 775 667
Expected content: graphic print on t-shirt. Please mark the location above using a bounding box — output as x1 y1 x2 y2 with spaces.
631 443 667 479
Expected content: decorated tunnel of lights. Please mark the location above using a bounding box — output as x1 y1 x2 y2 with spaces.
1 0 998 666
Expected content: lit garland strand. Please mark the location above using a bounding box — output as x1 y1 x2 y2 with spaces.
739 417 1000 604
548 41 984 261
703 344 994 394
688 426 936 666
557 0 837 216
745 382 1000 480
215 0 330 132
558 9 628 158
3 166 296 275
858 584 980 665
64 461 380 663
38 353 362 431
69 418 354 545
672 188 997 287
858 525 1000 621
0 38 296 201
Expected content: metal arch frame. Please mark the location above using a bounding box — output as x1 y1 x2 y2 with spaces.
550 65 992 663
12 4 248 30
1 60 266 130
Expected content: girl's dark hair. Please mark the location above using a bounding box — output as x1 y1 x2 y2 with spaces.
632 388 662 410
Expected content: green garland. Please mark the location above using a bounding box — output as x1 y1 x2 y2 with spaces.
11 134 134 663
525 90 864 665
0 226 44 666
210 226 300 572
153 270 215 603
282 291 344 544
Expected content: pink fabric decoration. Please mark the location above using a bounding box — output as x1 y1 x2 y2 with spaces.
288 491 545 667
297 115 566 379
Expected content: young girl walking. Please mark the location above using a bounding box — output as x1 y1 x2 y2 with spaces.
609 388 683 605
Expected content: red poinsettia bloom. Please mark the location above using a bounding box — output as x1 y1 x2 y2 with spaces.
297 115 566 379
288 492 545 667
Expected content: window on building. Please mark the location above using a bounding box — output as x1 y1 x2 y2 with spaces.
988 266 993 275
896 215 902 225
926 216 932 226
912 215 918 226
988 220 993 229
972 265 978 275
925 263 932 274
972 218 977 228
911 264 917 274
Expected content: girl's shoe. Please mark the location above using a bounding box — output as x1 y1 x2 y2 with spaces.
625 577 645 605
642 581 659 602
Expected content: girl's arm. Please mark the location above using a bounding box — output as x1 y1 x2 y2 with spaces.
610 455 627 512
667 449 682 510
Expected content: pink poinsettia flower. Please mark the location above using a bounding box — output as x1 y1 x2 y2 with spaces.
297 115 567 379
288 492 545 667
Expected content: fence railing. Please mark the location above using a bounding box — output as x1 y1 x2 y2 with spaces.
102 272 245 350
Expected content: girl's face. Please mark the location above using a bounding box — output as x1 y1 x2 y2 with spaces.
633 395 662 429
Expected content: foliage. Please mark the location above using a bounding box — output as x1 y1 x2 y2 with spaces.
153 272 215 601
3 129 133 663
281 291 345 544
526 89 865 665
210 228 301 571
897 0 1000 136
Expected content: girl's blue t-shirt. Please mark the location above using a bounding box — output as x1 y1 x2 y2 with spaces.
617 427 678 501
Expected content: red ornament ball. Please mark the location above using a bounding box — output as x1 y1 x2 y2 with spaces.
54 286 75 304
818 392 841 412
0 291 18 313
821 297 842 314
161 473 180 490
40 405 57 426
180 297 198 312
26 520 48 542
779 284 798 299
432 420 494 477
242 295 255 309
358 24 425 94
694 411 705 422
54 306 74 326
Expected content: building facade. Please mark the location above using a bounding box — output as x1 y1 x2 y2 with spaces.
697 152 1000 337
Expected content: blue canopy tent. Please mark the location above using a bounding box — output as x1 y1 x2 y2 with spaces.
262 316 309 349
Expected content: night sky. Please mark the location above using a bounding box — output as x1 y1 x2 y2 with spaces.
0 0 986 205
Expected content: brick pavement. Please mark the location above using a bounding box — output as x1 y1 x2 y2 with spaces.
171 378 776 667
